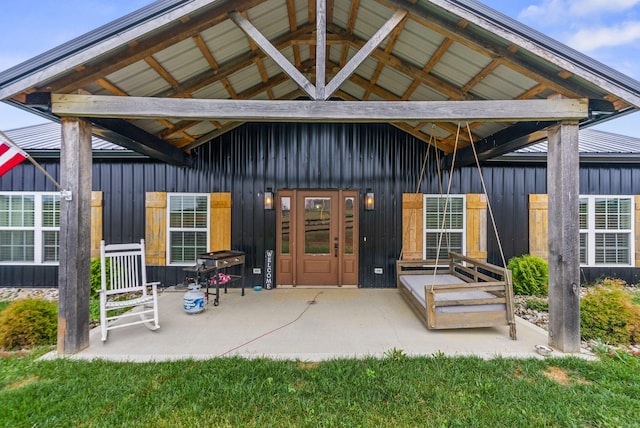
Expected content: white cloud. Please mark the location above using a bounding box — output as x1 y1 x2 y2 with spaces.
566 21 640 51
519 0 640 21
575 0 640 15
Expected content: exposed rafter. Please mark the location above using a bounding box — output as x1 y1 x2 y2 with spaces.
90 117 193 166
43 0 270 95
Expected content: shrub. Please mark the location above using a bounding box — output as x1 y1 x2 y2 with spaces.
525 297 549 312
507 255 548 296
580 283 640 345
0 298 58 351
90 257 110 297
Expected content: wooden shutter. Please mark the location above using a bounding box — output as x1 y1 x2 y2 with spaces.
402 194 424 260
210 193 232 251
529 194 548 261
145 192 167 266
633 195 640 267
90 191 103 259
466 194 487 261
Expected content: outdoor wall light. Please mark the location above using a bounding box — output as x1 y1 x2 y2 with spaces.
364 189 375 211
264 188 274 210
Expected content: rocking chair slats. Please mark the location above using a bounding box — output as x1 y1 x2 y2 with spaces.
99 239 160 341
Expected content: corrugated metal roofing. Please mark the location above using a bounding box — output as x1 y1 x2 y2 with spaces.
4 122 127 152
519 128 640 154
5 122 639 156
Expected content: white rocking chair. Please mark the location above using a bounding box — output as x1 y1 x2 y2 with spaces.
99 239 160 341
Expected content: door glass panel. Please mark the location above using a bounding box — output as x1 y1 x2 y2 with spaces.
281 197 291 254
344 197 354 254
304 198 331 254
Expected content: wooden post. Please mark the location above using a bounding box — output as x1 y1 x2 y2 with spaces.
57 118 92 354
547 120 581 353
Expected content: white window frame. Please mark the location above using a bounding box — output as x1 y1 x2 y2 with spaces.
423 194 466 260
166 193 210 266
0 192 60 265
580 195 635 267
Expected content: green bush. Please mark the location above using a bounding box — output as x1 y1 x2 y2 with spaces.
0 298 58 351
525 297 549 312
580 283 640 345
90 257 110 297
507 255 548 296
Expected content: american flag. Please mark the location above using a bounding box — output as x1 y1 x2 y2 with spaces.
0 131 29 176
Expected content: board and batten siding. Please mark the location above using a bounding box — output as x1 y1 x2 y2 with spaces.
2 122 640 286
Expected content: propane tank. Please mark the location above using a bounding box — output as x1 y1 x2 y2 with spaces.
183 283 205 314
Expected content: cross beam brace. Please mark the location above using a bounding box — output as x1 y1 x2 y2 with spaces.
52 94 588 122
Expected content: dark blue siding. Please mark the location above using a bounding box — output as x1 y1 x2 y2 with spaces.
1 122 639 287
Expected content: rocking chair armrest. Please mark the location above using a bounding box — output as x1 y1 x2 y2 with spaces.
145 282 160 290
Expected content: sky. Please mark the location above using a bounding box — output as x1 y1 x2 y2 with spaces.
1 0 639 136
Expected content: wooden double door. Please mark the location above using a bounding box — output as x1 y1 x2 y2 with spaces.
276 190 358 286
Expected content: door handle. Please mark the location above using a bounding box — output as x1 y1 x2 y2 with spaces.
334 237 338 257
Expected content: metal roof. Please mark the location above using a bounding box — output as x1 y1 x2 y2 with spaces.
6 122 639 158
3 122 133 157
520 129 640 154
1 0 639 165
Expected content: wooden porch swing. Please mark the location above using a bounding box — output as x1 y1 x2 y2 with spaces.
396 123 517 340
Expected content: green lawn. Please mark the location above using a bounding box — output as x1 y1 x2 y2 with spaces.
1 350 639 427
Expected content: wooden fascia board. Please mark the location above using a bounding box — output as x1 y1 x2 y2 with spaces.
51 93 588 122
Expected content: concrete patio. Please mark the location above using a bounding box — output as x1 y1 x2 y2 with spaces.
55 287 593 362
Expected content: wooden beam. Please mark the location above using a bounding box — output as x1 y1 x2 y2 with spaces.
324 9 407 99
58 118 92 354
145 56 180 89
286 0 301 66
156 24 316 98
52 93 588 122
316 0 327 100
328 24 473 100
89 117 193 166
33 0 269 96
363 12 406 100
547 120 581 353
402 39 453 100
378 0 604 101
442 121 555 167
229 11 316 99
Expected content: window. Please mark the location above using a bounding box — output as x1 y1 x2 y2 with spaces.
423 195 466 260
167 194 209 264
0 193 60 264
580 196 634 266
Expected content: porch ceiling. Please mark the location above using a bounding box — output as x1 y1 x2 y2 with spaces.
1 0 639 166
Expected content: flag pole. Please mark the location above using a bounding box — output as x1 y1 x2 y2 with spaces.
0 129 72 200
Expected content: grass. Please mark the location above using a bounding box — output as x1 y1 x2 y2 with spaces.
1 351 639 427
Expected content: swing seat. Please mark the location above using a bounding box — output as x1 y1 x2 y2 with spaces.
396 252 517 340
